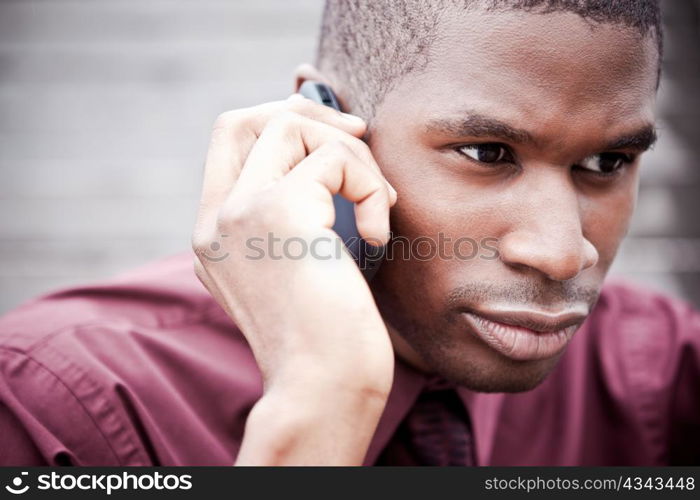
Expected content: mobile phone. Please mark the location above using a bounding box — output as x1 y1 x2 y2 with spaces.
298 81 384 281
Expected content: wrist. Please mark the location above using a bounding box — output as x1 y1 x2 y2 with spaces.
235 376 391 465
266 355 394 398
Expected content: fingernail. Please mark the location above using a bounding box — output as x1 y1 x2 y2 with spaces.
288 93 305 101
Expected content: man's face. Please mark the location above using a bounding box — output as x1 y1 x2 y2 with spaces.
367 9 659 391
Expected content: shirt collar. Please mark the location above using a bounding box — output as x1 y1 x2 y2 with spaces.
363 355 506 465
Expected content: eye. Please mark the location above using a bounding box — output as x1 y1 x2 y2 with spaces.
576 152 634 176
457 143 513 164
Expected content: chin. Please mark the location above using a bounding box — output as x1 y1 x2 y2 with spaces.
400 325 566 393
429 351 561 393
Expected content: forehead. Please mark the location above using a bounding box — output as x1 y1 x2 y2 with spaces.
378 8 658 137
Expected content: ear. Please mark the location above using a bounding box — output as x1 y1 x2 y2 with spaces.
293 63 356 115
293 63 331 92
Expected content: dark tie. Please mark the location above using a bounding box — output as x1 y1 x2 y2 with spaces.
376 378 476 466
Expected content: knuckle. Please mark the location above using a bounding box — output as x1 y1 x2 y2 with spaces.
262 111 303 143
286 96 317 114
347 137 374 164
360 167 386 193
191 230 211 255
324 139 353 157
268 110 300 131
211 110 249 145
191 235 205 254
216 201 251 229
321 139 371 171
369 176 386 195
212 110 240 130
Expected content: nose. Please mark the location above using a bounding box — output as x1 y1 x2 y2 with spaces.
497 172 599 282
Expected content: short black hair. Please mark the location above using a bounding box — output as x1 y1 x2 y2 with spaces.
316 0 662 119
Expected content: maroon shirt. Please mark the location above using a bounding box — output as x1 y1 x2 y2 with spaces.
0 252 698 465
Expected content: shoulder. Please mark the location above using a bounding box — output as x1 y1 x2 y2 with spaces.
576 278 700 377
0 251 254 393
555 277 700 405
585 278 700 352
0 252 258 465
572 279 700 463
570 278 699 418
0 252 219 353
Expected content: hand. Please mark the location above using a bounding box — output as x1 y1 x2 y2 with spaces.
192 95 397 464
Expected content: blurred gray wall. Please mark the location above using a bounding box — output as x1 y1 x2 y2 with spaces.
611 0 700 306
0 0 698 314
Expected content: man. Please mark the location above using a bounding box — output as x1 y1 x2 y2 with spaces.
0 0 698 465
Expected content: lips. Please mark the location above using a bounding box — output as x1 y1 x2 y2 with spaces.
460 308 585 361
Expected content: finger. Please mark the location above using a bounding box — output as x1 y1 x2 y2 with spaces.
233 112 396 204
281 141 392 245
205 97 366 196
194 97 367 238
251 95 367 137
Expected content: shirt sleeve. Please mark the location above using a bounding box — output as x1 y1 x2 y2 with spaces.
0 349 69 465
0 345 147 466
0 401 48 466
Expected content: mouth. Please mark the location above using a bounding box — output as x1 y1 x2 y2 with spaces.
459 307 586 361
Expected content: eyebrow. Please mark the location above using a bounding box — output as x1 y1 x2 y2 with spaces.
425 113 658 153
426 113 535 145
602 125 657 153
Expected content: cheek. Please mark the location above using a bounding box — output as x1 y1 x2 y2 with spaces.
580 172 640 269
376 146 500 242
373 152 506 311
